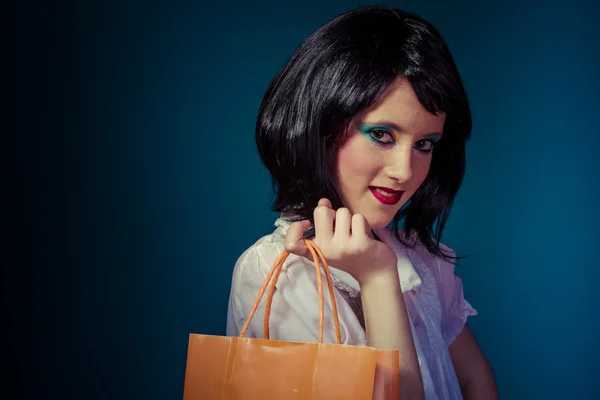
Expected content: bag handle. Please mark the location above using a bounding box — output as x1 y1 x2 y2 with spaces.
239 239 343 344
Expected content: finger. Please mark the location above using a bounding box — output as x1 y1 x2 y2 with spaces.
351 213 371 239
284 220 312 259
314 204 335 242
317 198 333 208
333 208 352 240
313 198 335 239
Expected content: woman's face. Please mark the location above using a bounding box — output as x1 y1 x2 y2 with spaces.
336 77 446 230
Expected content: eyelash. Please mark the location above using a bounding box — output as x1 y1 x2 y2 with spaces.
368 129 437 153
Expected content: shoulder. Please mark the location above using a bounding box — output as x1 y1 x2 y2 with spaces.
230 225 314 294
404 235 466 305
232 215 304 277
227 225 365 344
409 234 457 276
411 237 477 308
231 232 285 288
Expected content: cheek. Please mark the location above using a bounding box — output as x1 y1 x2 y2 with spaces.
411 157 432 189
337 140 378 183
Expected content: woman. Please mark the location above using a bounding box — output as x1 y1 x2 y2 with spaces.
227 6 498 399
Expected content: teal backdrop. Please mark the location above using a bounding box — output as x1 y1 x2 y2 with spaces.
11 0 599 399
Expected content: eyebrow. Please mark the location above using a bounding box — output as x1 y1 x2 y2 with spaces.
357 121 443 137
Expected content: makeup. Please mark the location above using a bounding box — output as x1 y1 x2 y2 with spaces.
415 134 442 153
369 186 404 205
358 123 442 152
358 123 395 145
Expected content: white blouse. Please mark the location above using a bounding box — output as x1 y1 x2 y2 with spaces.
226 216 477 399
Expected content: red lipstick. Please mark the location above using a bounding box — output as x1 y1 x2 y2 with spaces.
369 186 404 205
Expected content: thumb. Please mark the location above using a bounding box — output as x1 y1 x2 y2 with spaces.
284 220 313 260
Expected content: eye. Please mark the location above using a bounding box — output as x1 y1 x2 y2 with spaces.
414 139 436 153
368 129 395 144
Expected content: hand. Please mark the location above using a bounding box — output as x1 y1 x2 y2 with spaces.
284 198 397 285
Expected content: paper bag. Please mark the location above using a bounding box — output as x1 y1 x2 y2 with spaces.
183 239 400 399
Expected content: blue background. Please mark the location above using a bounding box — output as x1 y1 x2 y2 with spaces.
10 0 599 399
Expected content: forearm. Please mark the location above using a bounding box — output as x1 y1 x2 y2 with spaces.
462 381 498 400
461 367 498 400
449 325 498 400
360 269 425 400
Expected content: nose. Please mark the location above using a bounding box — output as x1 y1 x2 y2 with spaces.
384 147 414 183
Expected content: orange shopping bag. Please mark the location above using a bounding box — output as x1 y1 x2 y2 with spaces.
183 239 400 399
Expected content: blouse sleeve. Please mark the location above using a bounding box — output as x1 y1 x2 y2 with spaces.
226 238 361 345
435 244 478 346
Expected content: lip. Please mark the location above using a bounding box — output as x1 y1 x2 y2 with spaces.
369 186 404 205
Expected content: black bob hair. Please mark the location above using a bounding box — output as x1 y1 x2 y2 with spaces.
256 5 471 262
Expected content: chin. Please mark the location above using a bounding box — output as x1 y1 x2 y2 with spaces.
364 214 395 230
